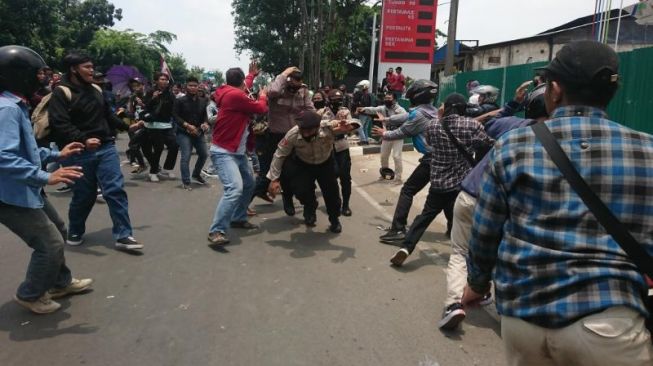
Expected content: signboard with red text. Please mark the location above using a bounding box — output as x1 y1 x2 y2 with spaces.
380 0 438 64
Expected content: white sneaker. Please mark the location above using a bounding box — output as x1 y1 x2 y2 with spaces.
159 169 176 179
149 174 160 182
14 293 61 314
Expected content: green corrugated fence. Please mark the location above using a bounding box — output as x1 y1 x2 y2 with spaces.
435 46 653 134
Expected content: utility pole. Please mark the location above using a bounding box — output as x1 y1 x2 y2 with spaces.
444 0 459 76
368 12 377 86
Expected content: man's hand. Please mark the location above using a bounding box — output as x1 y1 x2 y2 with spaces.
59 142 85 160
185 123 200 136
356 107 365 114
258 87 268 99
249 61 260 75
268 180 281 198
372 126 386 138
374 112 386 123
135 97 144 106
129 120 145 132
461 285 485 307
514 80 533 104
152 90 161 99
85 138 101 151
200 123 210 133
48 166 83 186
282 66 300 77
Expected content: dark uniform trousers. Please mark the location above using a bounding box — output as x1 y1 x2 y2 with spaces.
334 147 352 209
282 154 341 224
253 131 287 200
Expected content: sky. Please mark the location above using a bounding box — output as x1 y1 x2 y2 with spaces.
109 0 640 72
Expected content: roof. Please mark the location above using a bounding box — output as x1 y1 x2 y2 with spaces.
475 9 632 50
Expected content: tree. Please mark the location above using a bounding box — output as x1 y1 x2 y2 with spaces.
188 65 205 81
167 53 189 83
231 0 373 88
0 0 123 67
87 29 177 79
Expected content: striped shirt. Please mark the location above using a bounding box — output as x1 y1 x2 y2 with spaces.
468 106 653 328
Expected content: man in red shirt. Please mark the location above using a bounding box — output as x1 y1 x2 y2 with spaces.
390 66 406 100
207 68 268 246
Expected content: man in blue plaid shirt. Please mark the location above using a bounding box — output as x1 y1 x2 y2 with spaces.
463 41 653 365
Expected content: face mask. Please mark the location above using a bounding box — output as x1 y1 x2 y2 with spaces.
313 100 325 109
331 101 342 109
384 101 394 108
287 85 300 94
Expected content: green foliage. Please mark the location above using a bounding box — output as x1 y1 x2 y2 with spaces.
87 29 177 78
0 0 122 68
167 53 189 83
231 0 373 87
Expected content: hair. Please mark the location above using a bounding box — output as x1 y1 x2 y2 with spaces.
384 91 396 100
154 72 169 81
226 67 246 87
62 51 92 72
443 93 468 117
395 66 402 72
547 70 618 108
289 70 303 80
312 90 326 101
186 76 199 84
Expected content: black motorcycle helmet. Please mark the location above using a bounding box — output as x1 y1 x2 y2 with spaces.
0 45 46 96
405 79 438 106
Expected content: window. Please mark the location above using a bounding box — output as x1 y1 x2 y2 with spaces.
488 56 501 64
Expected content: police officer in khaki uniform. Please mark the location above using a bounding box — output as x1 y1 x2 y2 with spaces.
267 111 359 233
315 89 359 216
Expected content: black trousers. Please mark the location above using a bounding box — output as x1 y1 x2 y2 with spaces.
142 128 179 174
390 158 431 231
334 149 352 209
284 155 341 224
253 131 286 200
402 188 458 254
127 129 146 166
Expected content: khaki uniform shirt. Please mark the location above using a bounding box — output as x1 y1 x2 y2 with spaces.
267 74 315 134
317 107 360 152
266 119 360 181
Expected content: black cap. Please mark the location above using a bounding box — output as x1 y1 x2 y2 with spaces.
297 111 322 130
444 93 467 108
538 41 619 86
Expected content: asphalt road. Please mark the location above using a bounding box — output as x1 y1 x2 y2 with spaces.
0 137 504 366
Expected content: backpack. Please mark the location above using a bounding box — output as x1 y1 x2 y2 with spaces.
32 84 103 139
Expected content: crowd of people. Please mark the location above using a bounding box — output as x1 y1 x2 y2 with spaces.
0 39 652 365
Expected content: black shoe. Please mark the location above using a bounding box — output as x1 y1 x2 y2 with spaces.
329 221 342 233
438 303 466 330
304 214 317 227
230 221 259 230
380 229 405 242
341 207 352 217
255 192 274 203
192 175 207 185
390 248 409 266
282 195 295 216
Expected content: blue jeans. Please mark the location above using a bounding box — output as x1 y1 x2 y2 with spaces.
177 132 208 184
62 143 132 240
357 114 371 143
0 201 72 301
209 148 255 234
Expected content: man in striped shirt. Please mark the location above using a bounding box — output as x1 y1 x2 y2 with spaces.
463 41 653 365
